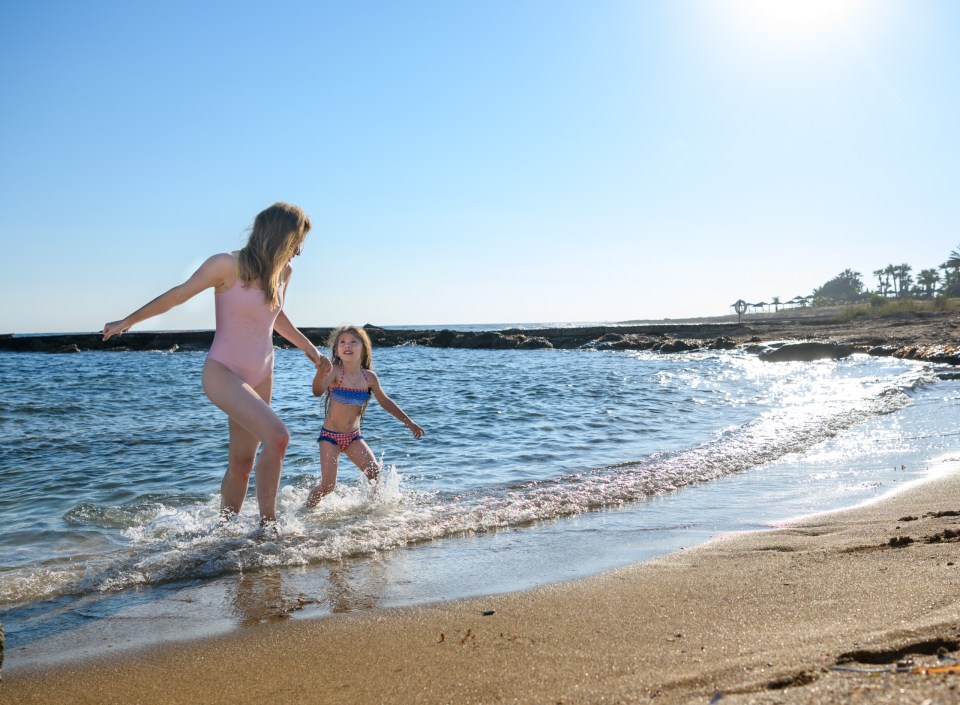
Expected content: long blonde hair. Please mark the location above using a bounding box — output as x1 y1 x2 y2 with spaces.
237 202 311 308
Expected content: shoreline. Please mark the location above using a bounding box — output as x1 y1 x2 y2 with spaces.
2 309 959 365
4 312 959 703
4 461 960 704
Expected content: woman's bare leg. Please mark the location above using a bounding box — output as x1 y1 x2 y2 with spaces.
202 360 287 522
220 416 260 517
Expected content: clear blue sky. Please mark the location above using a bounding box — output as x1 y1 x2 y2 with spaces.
2 0 958 333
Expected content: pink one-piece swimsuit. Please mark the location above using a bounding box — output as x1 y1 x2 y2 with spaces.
207 277 286 387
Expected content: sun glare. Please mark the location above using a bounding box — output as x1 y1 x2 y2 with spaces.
727 0 869 42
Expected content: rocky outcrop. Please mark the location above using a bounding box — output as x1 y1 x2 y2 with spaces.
0 331 208 353
2 312 958 364
758 342 855 362
0 327 753 356
0 325 746 354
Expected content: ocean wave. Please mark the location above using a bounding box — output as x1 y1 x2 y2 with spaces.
0 367 919 604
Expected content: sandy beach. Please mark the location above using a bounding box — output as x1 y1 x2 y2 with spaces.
3 309 959 704
3 458 959 704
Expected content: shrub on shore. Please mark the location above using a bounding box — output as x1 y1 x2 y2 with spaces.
836 297 960 321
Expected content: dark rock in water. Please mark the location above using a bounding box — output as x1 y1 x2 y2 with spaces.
605 337 645 351
1 620 4 681
710 336 737 350
466 331 509 349
426 329 462 348
596 334 627 350
758 342 854 362
517 336 553 349
658 339 696 354
905 347 960 366
420 330 554 350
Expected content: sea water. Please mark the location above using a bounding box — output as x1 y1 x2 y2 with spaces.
1 342 959 667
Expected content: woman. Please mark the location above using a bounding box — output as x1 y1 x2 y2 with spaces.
103 202 327 524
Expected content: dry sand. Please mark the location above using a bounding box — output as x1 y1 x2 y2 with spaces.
3 462 960 704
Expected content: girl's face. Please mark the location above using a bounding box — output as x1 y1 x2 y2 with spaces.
336 333 363 362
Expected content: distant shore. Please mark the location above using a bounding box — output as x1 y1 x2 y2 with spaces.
3 309 958 364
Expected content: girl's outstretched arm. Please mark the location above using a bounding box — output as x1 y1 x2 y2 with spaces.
368 371 424 438
102 253 233 340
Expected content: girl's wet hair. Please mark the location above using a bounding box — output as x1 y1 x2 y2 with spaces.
238 202 312 308
328 325 373 370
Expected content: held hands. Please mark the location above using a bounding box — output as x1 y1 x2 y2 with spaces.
309 347 332 374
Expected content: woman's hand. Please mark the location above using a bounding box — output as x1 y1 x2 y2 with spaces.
102 319 129 341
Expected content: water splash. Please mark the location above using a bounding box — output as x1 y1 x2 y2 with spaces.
0 370 917 604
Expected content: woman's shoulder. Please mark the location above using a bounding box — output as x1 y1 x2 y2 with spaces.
200 252 239 290
207 252 239 269
186 252 237 279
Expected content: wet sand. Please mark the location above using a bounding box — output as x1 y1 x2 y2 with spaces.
3 309 959 703
4 461 960 704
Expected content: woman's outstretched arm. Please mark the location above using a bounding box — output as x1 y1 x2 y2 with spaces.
103 253 233 340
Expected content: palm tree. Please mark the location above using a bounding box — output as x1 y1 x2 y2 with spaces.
917 269 940 298
948 246 960 270
943 246 960 297
771 296 781 312
872 268 887 296
896 263 913 298
884 264 898 297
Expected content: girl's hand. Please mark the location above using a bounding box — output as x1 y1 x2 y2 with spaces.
407 421 424 439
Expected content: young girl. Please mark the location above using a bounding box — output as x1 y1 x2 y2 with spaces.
103 202 327 524
306 325 423 507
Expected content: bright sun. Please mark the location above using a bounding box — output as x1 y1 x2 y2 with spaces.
727 0 869 41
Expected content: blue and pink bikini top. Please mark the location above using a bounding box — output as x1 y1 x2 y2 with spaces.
328 367 372 406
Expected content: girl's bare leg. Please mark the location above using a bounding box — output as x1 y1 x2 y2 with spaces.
202 360 287 522
344 439 381 483
306 441 341 507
